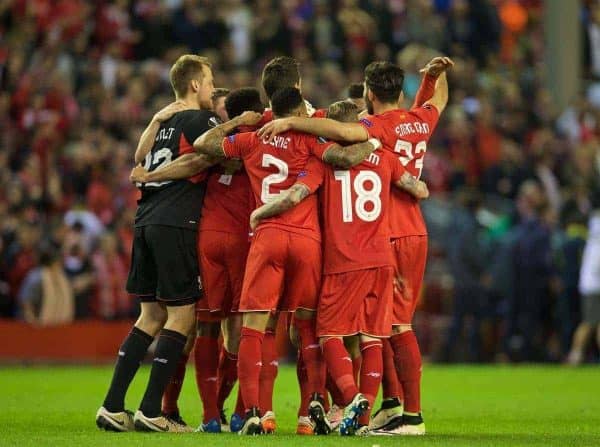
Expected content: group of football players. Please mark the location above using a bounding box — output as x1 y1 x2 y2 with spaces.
95 51 452 437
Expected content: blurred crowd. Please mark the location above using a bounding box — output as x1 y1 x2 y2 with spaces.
1 0 599 363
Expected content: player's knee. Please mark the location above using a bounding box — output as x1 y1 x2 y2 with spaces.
164 304 196 334
392 324 412 335
289 324 299 348
242 311 270 332
294 308 315 321
136 303 167 335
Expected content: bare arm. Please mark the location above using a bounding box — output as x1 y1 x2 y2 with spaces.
249 183 311 230
425 72 449 115
394 172 430 199
130 153 217 184
134 101 189 164
194 111 262 157
322 139 380 169
258 117 369 143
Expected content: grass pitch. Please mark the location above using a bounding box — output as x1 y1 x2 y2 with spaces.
2 364 599 446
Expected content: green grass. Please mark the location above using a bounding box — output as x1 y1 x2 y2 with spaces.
2 364 599 446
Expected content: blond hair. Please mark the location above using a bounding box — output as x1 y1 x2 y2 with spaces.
169 55 211 98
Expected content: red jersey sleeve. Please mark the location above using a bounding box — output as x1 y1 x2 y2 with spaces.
409 103 440 133
296 156 325 194
358 116 382 139
222 132 253 159
304 135 336 160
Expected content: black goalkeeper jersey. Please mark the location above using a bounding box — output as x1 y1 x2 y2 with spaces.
134 109 221 230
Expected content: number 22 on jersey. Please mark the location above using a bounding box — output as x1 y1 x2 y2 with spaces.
334 170 382 222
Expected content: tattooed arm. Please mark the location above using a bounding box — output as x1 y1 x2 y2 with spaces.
394 172 430 199
193 111 262 157
129 153 217 184
322 138 381 169
249 183 311 230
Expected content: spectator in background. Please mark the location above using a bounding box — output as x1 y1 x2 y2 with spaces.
505 181 554 361
568 208 600 365
18 242 74 326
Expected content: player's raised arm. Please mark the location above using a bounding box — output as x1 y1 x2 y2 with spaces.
394 172 430 200
193 111 262 157
134 101 188 164
129 153 217 184
424 71 449 115
249 183 312 230
413 57 454 108
258 116 369 143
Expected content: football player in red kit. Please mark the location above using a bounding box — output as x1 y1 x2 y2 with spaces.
194 87 382 435
258 57 452 436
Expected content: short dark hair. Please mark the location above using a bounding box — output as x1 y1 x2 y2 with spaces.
224 87 265 119
348 83 364 99
262 56 301 100
211 88 230 101
271 87 304 117
364 61 404 104
327 101 359 123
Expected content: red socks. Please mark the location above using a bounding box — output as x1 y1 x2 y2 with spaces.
294 317 325 396
259 330 278 413
326 370 345 407
194 335 220 423
296 350 309 417
322 338 358 405
358 340 383 425
390 330 422 413
161 353 189 415
217 347 238 412
381 338 402 400
237 327 264 411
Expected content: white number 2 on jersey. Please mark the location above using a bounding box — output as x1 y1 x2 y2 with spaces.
140 148 173 187
394 140 427 180
334 170 382 222
261 154 289 203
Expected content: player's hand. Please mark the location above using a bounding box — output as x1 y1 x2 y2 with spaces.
419 57 454 77
249 209 261 231
236 111 263 126
417 181 430 199
153 100 187 122
130 165 148 183
257 118 292 142
393 274 406 295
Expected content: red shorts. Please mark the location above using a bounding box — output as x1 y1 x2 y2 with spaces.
196 230 250 322
239 228 321 313
317 266 394 338
391 235 427 325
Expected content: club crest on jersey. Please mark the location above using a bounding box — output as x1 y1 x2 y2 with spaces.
208 116 222 128
359 118 372 127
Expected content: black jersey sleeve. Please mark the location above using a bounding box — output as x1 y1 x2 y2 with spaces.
182 110 222 145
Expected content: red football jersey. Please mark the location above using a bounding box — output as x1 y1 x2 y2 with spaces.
199 167 254 235
222 130 334 241
359 104 439 238
257 105 327 127
299 150 406 274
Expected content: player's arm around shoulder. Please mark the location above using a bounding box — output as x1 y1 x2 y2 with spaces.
258 116 369 143
322 138 382 169
394 172 429 200
193 111 262 157
129 153 216 184
249 183 312 230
